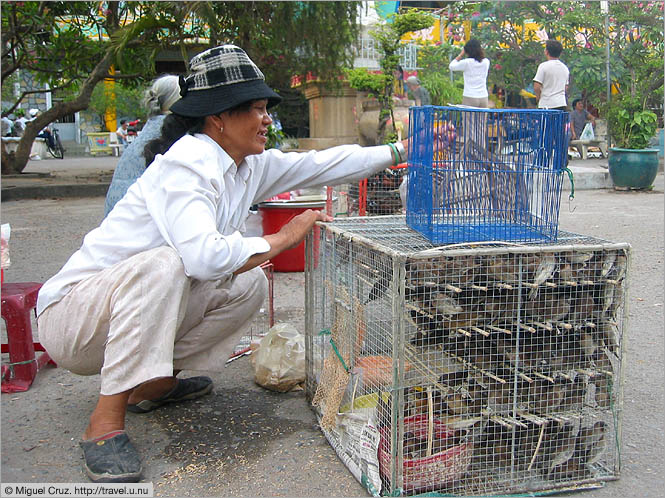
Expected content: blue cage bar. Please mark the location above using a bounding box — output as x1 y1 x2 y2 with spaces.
406 106 568 244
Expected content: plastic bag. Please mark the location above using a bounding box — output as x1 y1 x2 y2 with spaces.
1 223 11 269
580 122 595 141
252 323 305 392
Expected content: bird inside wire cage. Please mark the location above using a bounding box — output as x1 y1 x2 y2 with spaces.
308 219 627 496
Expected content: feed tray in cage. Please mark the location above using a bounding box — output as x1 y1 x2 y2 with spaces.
406 106 569 244
378 415 472 494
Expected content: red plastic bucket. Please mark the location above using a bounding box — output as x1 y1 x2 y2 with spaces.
258 200 325 272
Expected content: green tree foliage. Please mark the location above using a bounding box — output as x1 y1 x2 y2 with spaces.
416 43 464 105
185 1 360 138
347 9 433 144
442 1 663 112
88 83 144 131
1 1 182 173
1 1 360 172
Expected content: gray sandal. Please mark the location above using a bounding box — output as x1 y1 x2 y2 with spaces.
126 376 213 413
79 431 142 483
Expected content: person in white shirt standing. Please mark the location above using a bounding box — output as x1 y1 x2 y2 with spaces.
533 39 569 111
448 38 490 108
36 44 410 483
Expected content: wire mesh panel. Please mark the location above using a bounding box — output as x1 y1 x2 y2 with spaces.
345 165 408 216
406 106 568 244
232 261 275 356
305 216 629 496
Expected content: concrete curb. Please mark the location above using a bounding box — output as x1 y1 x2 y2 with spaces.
2 182 111 201
563 165 614 190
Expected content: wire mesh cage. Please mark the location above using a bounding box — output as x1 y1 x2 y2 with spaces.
343 165 408 217
406 106 569 244
231 261 275 358
305 216 629 496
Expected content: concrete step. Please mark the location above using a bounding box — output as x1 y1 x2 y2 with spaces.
563 163 613 190
61 140 91 157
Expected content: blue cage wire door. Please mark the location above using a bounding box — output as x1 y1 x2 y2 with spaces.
406 106 568 244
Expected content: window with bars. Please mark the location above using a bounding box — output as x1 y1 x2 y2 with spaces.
354 38 420 70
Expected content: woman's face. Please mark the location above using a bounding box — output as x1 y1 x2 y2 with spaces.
219 99 272 163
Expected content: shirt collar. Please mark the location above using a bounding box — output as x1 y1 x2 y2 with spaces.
193 132 236 175
192 133 252 182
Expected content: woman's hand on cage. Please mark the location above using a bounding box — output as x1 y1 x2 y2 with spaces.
270 209 332 251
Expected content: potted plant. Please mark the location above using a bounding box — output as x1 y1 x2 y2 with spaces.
606 94 660 189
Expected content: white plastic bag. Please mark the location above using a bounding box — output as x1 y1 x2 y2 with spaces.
580 122 595 141
252 323 305 392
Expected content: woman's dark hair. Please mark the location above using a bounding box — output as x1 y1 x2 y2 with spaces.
143 100 256 166
143 114 205 166
464 39 485 62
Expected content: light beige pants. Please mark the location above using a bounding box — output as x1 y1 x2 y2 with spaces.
38 247 267 395
461 96 489 108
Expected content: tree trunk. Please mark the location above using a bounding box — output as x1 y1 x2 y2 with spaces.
1 50 116 174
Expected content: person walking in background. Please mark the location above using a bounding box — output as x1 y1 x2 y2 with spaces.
448 39 490 108
406 76 431 106
569 98 596 140
104 75 181 216
533 39 569 110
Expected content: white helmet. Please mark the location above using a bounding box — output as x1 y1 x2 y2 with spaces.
28 108 39 117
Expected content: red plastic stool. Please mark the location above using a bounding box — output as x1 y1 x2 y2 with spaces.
1 282 55 393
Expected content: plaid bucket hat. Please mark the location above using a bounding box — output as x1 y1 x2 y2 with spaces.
170 45 282 117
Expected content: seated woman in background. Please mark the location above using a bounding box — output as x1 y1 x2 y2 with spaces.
104 75 181 215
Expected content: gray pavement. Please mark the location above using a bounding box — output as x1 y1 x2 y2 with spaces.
1 153 648 202
1 156 664 497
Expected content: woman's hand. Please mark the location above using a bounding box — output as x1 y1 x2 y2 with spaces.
273 209 332 250
234 209 332 275
456 48 465 60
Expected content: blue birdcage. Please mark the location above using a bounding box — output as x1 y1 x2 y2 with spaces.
406 106 569 244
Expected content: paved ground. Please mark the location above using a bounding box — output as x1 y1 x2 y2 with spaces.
1 156 663 497
1 153 639 202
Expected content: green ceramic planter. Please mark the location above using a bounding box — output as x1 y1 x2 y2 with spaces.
608 147 660 189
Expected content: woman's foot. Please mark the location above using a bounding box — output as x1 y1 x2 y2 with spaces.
126 376 213 413
80 392 142 482
80 431 142 483
126 376 177 407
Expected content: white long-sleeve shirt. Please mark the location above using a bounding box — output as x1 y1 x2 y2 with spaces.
37 133 393 315
448 57 490 98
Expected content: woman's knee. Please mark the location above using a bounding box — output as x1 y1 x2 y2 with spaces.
138 247 186 279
